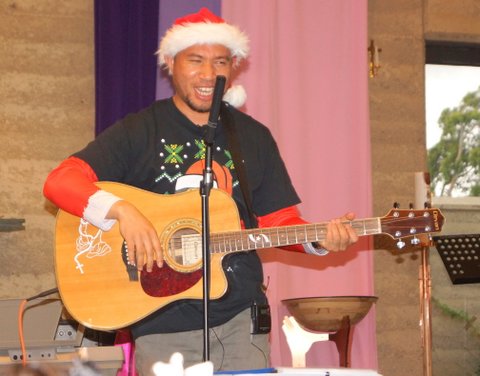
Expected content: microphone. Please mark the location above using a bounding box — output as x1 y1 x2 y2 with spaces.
205 75 226 144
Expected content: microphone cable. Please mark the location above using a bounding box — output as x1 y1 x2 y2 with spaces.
17 287 59 367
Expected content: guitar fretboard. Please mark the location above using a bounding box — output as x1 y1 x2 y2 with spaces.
209 219 381 253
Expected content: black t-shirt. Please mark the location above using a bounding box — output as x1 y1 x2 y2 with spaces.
73 98 300 337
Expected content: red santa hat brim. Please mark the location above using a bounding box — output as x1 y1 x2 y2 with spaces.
157 8 249 66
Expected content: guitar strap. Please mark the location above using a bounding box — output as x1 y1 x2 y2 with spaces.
220 104 258 228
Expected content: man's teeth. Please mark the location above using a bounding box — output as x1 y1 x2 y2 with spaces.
196 87 214 95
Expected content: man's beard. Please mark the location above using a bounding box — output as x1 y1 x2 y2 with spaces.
185 96 210 114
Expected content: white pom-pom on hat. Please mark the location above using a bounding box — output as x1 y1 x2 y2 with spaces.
223 85 247 108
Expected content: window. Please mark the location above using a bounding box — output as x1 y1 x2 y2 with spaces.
426 41 480 376
425 41 480 197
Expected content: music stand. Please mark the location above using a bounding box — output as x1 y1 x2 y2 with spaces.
432 234 480 284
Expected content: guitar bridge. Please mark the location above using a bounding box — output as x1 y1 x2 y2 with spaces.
121 241 139 281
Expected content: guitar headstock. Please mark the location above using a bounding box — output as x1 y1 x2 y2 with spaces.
380 207 445 244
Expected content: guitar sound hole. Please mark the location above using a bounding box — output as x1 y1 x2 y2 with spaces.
167 228 202 267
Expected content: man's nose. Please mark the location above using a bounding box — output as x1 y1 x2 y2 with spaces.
199 62 215 80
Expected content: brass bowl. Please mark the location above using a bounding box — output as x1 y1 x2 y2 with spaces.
282 296 378 332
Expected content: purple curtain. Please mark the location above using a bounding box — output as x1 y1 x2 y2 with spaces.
94 1 221 136
94 0 160 135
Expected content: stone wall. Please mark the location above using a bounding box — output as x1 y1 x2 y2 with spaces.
369 0 480 375
0 1 94 297
368 1 427 374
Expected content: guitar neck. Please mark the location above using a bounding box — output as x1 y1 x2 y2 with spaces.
210 218 380 254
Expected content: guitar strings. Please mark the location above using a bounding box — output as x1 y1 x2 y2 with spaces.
166 216 432 256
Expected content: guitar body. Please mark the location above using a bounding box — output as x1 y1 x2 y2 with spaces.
55 182 241 330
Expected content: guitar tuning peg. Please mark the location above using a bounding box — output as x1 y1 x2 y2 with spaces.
396 240 406 249
411 236 421 245
393 202 400 209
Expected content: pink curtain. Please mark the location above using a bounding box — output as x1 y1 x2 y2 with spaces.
222 0 376 369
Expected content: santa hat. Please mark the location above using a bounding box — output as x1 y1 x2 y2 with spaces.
157 8 249 107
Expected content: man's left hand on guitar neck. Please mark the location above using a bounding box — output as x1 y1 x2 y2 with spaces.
321 212 358 252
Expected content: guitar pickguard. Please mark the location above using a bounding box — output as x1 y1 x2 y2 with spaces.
141 263 203 297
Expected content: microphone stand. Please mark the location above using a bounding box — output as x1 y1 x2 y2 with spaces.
200 75 226 362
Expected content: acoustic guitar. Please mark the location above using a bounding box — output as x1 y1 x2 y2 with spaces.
54 182 445 330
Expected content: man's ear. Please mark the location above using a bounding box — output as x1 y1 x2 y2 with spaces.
164 55 174 75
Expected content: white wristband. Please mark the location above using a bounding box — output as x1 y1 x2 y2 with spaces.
303 242 329 256
83 190 122 231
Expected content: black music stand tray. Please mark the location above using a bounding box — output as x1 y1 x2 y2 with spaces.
433 234 480 284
